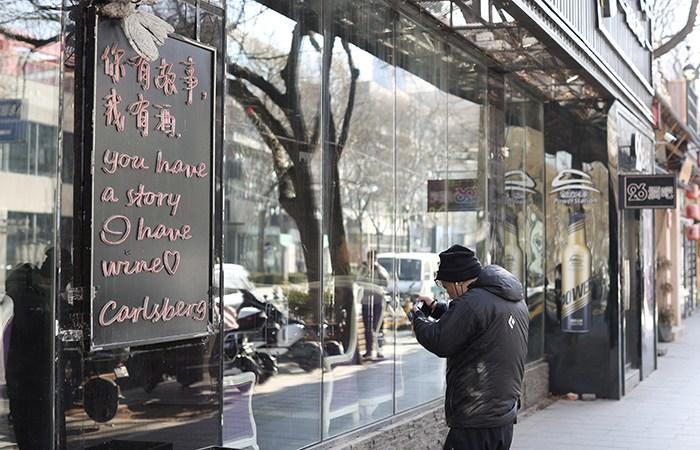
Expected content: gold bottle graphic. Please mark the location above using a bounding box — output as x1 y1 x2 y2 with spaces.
504 213 523 281
561 209 592 332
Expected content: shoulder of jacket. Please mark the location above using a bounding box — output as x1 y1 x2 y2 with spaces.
450 294 484 317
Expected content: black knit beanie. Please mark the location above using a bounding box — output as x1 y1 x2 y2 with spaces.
435 245 482 282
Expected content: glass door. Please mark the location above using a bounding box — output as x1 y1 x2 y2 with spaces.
621 209 641 377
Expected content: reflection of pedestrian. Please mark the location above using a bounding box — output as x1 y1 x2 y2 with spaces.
410 245 529 450
5 248 53 449
357 250 389 359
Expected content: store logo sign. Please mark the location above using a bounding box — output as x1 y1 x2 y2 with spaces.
620 174 676 209
550 169 601 205
505 170 536 204
427 179 481 212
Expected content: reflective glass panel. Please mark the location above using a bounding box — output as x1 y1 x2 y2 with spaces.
0 1 60 448
322 0 396 438
394 13 448 412
225 1 324 448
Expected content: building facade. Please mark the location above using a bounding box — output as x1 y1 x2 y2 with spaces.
0 0 656 449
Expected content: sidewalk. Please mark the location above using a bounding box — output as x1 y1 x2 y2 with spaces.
513 314 700 450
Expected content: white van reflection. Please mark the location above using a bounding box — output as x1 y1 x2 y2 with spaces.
376 252 440 299
376 253 441 329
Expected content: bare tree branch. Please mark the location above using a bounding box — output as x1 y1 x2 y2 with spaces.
310 109 321 148
281 24 308 147
242 107 296 203
337 39 359 156
228 62 286 107
228 78 294 154
654 0 699 58
0 27 58 47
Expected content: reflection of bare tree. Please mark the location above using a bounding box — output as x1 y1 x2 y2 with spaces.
227 3 358 326
395 87 446 250
146 0 196 38
0 0 61 46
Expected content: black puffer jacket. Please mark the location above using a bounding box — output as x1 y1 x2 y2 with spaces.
412 265 529 428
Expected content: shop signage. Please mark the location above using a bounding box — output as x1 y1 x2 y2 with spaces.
90 18 215 349
427 179 480 212
550 169 601 205
0 99 23 143
505 170 536 204
619 174 676 209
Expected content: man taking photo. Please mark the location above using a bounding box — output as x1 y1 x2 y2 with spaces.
409 245 529 450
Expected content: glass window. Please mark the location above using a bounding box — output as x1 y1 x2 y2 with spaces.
394 12 448 413
225 1 323 448
323 0 397 438
446 44 488 261
504 81 545 362
0 1 60 447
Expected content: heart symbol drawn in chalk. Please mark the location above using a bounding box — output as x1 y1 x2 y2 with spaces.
164 251 181 276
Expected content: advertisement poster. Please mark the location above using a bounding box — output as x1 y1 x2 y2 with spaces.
546 151 609 333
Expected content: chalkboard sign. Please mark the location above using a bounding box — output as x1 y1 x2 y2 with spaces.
90 18 215 349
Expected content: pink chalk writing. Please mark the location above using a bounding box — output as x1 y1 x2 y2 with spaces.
137 217 192 242
101 249 180 277
101 43 125 84
155 58 178 96
155 150 207 178
102 149 149 174
127 93 150 137
128 56 151 90
99 296 207 326
101 216 192 244
180 56 199 105
100 215 131 246
103 89 125 132
126 184 182 216
154 104 178 138
101 186 119 203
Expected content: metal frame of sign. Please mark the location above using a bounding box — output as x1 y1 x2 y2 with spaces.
89 15 217 350
619 173 676 209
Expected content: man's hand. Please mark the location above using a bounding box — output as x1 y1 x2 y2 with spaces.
414 295 436 313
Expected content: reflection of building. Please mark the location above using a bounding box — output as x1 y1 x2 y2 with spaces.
0 35 69 285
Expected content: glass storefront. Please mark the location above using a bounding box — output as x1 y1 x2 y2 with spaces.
224 1 491 446
0 0 655 448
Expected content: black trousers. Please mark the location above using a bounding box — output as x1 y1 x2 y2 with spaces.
362 299 383 353
443 424 513 450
